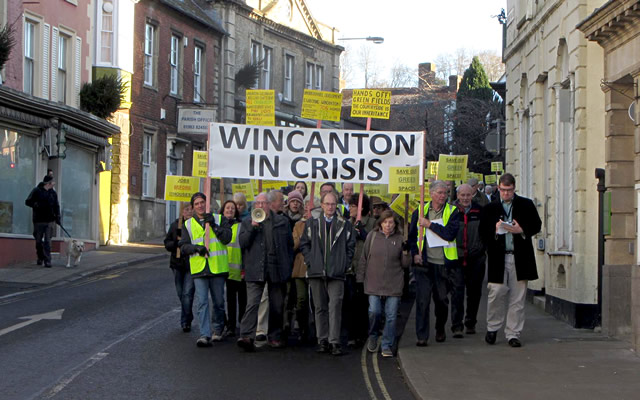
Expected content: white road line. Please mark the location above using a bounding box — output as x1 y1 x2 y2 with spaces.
361 345 379 400
372 352 393 400
30 308 179 400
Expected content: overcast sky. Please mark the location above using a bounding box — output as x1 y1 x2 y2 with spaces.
307 0 506 87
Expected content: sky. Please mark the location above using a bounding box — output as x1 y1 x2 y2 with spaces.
307 0 506 87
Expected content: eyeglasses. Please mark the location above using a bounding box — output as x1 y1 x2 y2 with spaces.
498 187 515 192
322 202 337 207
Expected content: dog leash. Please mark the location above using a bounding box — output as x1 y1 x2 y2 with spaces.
59 224 73 238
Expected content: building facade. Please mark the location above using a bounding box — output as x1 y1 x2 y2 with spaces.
578 0 640 352
0 0 119 267
503 0 606 327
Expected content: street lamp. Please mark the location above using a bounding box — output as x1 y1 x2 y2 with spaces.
338 36 384 44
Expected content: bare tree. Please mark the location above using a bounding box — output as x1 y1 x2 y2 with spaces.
435 48 505 82
389 63 417 88
339 44 355 88
357 43 381 88
475 50 505 81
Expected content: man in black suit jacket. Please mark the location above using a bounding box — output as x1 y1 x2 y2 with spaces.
479 173 541 347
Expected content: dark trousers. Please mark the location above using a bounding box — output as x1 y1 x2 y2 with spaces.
414 263 449 341
463 253 486 329
447 264 465 333
226 279 247 334
33 222 54 265
241 281 286 341
341 274 368 344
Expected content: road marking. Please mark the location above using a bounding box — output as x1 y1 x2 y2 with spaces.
0 309 64 337
372 351 393 400
33 308 179 400
361 345 379 400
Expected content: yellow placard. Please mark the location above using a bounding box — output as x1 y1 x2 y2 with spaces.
485 175 497 184
192 151 208 178
388 166 420 194
164 175 201 202
426 161 439 179
262 180 289 190
389 194 425 218
350 89 391 120
491 161 503 173
364 184 393 204
437 154 468 180
301 89 343 122
246 89 275 126
232 182 255 202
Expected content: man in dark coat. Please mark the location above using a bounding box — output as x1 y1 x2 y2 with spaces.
479 173 541 348
25 175 60 268
237 192 294 351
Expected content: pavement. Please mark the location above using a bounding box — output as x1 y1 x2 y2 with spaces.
397 292 640 400
0 240 168 299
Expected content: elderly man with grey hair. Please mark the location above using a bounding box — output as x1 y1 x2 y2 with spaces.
467 178 489 207
408 180 460 346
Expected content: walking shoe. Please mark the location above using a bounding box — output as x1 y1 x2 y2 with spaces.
465 326 476 335
367 336 380 353
44 263 52 268
452 329 464 339
36 259 43 266
435 331 446 342
485 331 497 345
381 349 393 358
268 339 285 349
255 334 267 342
508 338 522 348
331 343 345 356
236 337 256 352
416 340 428 347
316 339 330 353
196 336 212 347
211 333 223 342
182 323 191 333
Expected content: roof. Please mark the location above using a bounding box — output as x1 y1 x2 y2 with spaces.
159 0 227 35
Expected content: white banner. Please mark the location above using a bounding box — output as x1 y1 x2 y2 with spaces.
208 123 423 184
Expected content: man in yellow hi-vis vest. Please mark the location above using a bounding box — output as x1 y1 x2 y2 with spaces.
408 180 460 347
180 192 232 348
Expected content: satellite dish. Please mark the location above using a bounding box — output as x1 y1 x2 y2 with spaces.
630 102 636 123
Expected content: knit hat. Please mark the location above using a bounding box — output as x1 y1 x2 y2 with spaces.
43 175 54 184
287 190 303 205
190 192 206 206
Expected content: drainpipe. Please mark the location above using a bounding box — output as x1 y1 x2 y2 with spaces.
595 167 606 326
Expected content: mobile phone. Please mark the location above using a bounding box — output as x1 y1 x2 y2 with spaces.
500 221 513 228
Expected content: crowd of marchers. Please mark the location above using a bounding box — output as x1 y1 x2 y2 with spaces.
163 173 541 357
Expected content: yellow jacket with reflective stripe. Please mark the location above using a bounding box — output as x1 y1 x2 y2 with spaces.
226 222 242 281
417 202 458 261
185 216 229 277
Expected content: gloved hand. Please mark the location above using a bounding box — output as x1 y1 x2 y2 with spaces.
195 245 209 257
203 213 217 226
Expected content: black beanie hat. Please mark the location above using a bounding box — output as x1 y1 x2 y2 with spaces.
190 192 206 206
43 175 54 184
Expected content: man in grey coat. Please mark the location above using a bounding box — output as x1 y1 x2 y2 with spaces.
300 190 356 356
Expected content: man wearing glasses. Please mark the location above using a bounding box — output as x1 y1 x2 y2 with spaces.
300 190 356 356
479 173 541 348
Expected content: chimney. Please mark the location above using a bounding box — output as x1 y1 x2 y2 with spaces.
418 62 436 89
449 75 461 92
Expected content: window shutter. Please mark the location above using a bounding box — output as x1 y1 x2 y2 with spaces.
51 27 59 102
42 24 50 100
75 36 82 107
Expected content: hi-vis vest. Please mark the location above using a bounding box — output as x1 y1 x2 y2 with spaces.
417 202 458 261
185 215 229 276
226 223 242 281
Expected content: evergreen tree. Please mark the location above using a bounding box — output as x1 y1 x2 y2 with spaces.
457 56 493 102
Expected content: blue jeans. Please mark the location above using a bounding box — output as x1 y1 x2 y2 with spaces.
172 269 195 326
368 295 400 351
194 275 226 338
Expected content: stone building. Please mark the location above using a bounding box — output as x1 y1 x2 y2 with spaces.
503 0 606 327
577 0 640 352
0 0 119 266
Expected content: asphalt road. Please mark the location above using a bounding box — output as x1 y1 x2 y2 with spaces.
0 260 416 400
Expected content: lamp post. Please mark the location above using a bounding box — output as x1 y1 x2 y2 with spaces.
337 36 384 44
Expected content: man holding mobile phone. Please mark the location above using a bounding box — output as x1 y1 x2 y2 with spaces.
479 173 541 348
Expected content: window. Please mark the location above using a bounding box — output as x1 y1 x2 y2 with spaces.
170 35 180 95
306 62 323 90
305 62 313 89
144 24 155 86
24 21 35 95
100 0 114 64
284 54 293 101
250 41 261 89
60 144 93 239
315 65 323 91
194 46 203 103
261 46 272 89
142 134 152 197
57 34 68 103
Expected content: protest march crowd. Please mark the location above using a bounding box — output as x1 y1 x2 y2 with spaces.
164 173 541 357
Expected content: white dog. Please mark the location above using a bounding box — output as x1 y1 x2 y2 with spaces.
65 239 85 268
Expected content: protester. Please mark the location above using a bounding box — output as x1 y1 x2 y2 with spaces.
454 184 486 335
467 178 489 207
300 191 356 356
233 192 249 221
25 175 60 268
484 185 493 202
320 183 347 217
180 192 232 347
358 210 410 357
340 183 354 212
222 200 246 337
237 193 294 351
284 190 304 231
408 180 460 346
164 203 195 332
480 173 541 347
370 196 388 219
269 190 285 214
294 181 308 199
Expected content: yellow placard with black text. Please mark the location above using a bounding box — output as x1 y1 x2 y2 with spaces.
164 176 201 202
485 175 497 184
301 90 343 122
246 90 275 126
437 154 468 180
388 166 420 194
350 89 391 119
192 151 208 178
491 162 503 173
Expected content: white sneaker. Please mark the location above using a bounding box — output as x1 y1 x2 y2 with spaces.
211 333 223 342
196 336 212 347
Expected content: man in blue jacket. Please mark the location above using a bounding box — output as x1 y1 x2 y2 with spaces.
408 180 460 346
